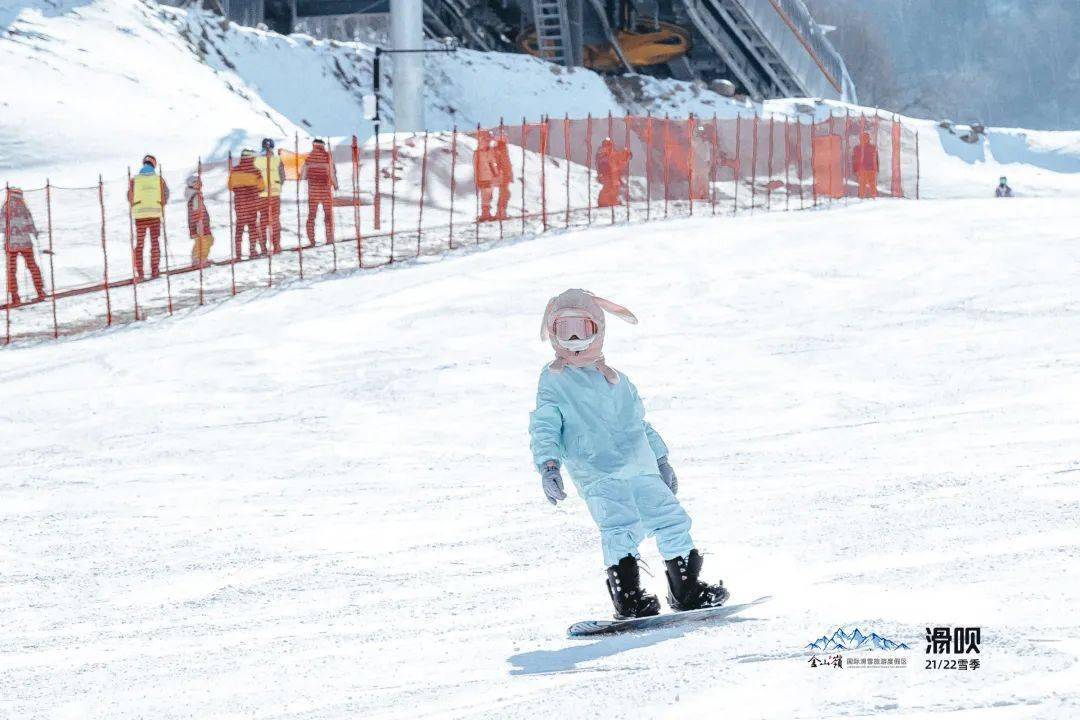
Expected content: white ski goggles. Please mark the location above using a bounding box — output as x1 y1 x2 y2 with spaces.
553 315 598 342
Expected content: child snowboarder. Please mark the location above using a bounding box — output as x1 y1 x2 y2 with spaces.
995 176 1013 197
528 288 728 619
185 175 214 267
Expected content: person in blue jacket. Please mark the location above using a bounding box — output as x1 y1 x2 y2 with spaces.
528 288 728 619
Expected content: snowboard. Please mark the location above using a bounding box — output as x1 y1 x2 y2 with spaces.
567 596 770 637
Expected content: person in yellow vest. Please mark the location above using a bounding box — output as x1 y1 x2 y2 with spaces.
257 138 287 254
127 154 170 280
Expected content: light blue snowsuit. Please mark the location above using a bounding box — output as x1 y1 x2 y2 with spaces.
529 364 694 567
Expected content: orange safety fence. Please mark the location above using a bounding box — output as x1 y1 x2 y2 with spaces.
2 111 920 345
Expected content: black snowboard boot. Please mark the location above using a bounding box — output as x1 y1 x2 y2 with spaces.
606 555 661 620
664 549 729 611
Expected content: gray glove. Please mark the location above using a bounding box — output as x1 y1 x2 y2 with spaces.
541 461 567 506
657 456 678 495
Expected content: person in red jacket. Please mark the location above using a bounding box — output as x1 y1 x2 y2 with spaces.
228 150 266 259
302 138 338 246
493 134 514 221
595 138 630 208
473 130 499 222
852 131 879 199
2 187 46 306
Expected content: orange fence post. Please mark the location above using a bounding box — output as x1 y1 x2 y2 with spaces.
97 175 112 327
417 129 429 257
810 120 818 207
540 117 549 231
656 113 665 216
125 167 142 320
374 129 381 230
228 150 237 296
352 134 362 267
196 158 205 306
45 180 58 338
294 133 303 274
158 163 175 313
750 114 759 214
496 118 505 243
3 183 10 344
449 126 458 250
519 116 527 236
796 116 805 210
623 113 632 223
585 113 593 225
783 116 790 211
645 113 653 221
891 114 903 198
710 114 719 216
686 116 695 217
474 123 480 246
608 111 616 224
734 114 741 214
563 114 571 228
389 133 398 262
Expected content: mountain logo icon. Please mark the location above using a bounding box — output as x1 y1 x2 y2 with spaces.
805 627 911 652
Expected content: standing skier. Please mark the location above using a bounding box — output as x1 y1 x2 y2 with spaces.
995 176 1013 197
127 154 169 279
2 187 46 306
528 289 728 619
302 138 338 246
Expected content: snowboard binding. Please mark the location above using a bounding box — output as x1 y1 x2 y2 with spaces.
664 549 729 611
606 555 661 620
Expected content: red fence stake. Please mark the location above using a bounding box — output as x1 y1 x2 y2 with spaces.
645 113 653 221
710 114 719 216
540 117 549 231
585 113 594 225
783 116 790 211
687 116 695 217
608 111 616 224
294 133 304 275
662 115 671 218
158 163 175 312
519 116 527 236
45 180 59 338
352 134 362 267
750 114 759 214
374 129 381 230
125 167 142 320
196 159 205 306
474 123 480 246
623 113 632 223
3 183 10 344
390 133 398 262
98 175 112 327
563 114 571 228
228 150 237 296
449 126 458 250
915 129 921 200
417 130 429 257
796 116 805 210
734 114 742 214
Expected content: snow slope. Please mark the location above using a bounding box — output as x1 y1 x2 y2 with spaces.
2 198 1079 718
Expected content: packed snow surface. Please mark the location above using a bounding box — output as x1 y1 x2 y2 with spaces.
2 198 1079 718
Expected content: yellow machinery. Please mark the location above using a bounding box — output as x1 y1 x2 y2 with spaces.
518 18 691 72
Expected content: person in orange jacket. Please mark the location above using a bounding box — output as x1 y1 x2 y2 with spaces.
301 138 338 246
852 131 879 199
2 187 46 306
493 134 514 221
228 150 266 259
595 138 630 208
473 130 499 222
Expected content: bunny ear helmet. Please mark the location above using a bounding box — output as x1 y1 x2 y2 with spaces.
589 294 638 325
